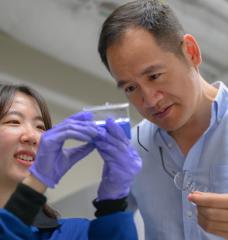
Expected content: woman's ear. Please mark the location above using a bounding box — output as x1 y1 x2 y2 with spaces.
182 34 202 67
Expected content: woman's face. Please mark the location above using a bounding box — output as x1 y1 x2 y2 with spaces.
0 91 45 184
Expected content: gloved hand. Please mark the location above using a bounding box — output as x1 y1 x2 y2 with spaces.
94 118 142 200
29 112 99 188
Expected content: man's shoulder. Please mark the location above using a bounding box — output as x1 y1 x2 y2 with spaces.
132 119 156 133
132 119 158 132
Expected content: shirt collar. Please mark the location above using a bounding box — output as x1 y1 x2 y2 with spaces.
211 81 228 125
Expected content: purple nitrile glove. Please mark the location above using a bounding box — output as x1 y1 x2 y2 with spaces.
94 118 142 200
29 111 98 188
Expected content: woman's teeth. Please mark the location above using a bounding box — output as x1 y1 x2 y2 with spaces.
18 154 34 162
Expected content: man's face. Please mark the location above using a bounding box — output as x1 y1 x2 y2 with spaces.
107 27 201 132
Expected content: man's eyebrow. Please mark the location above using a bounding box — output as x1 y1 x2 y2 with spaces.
140 64 165 75
117 80 128 89
116 64 165 89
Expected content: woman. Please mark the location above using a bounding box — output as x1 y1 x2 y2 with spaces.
0 83 141 240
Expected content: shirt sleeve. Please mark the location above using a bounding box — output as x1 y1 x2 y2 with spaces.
88 211 138 240
93 197 128 217
4 182 46 225
90 197 138 239
0 208 35 240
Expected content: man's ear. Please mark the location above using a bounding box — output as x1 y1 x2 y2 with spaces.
182 34 202 67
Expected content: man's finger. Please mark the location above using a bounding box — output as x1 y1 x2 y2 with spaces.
188 191 228 208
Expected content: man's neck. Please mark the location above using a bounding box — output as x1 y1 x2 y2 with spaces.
170 81 218 155
170 121 208 155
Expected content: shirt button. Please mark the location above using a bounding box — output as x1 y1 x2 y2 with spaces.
187 211 192 218
168 143 172 148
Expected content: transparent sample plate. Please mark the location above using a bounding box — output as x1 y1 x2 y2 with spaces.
83 102 131 139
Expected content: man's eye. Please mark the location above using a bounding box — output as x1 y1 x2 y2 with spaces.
149 73 162 81
125 85 137 94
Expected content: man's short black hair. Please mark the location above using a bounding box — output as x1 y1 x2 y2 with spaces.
98 0 185 71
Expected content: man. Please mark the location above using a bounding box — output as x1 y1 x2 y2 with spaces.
97 0 228 239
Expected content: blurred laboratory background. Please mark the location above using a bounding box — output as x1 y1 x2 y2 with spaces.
0 0 227 239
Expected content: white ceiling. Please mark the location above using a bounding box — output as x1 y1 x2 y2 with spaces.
0 0 227 84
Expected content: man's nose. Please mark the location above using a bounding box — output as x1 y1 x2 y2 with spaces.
141 86 163 108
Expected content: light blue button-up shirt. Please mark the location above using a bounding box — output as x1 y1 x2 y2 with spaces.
130 82 228 240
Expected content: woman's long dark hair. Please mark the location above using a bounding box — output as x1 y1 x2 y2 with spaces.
0 83 59 219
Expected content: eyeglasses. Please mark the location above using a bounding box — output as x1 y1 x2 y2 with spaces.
137 126 209 193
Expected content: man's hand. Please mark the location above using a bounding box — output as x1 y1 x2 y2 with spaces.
189 191 228 239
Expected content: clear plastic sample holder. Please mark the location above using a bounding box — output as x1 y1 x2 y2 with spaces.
83 102 131 139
